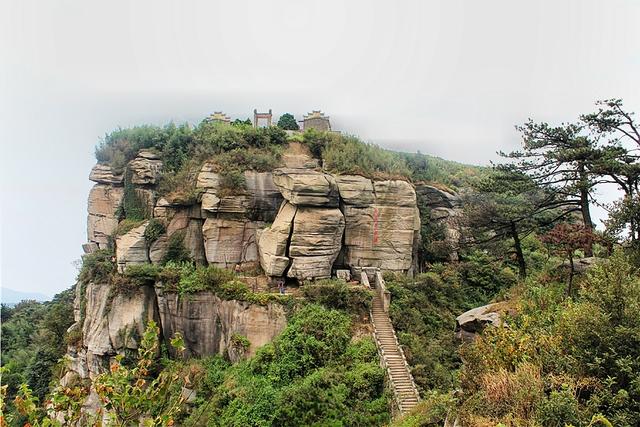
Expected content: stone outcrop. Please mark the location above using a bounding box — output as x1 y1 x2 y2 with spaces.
202 218 264 268
335 175 374 207
196 165 282 221
339 179 419 272
257 202 297 276
80 282 158 373
129 150 163 185
455 302 511 341
156 290 287 361
115 222 149 272
149 208 206 265
415 183 463 261
87 185 124 248
89 164 123 185
258 173 420 277
288 207 345 280
273 168 339 207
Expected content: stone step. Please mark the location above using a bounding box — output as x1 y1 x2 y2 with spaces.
371 292 420 414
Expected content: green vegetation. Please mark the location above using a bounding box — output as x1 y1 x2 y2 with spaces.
185 305 390 426
402 151 489 189
276 113 299 130
321 134 412 179
301 279 373 316
144 218 166 244
1 290 75 418
95 120 288 202
452 252 639 426
385 252 517 394
7 305 389 427
162 231 192 264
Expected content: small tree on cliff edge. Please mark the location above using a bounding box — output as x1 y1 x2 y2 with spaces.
277 113 300 130
541 223 596 296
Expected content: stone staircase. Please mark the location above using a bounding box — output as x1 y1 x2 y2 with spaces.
368 272 420 415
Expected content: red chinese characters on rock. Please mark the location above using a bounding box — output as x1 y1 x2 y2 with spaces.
373 207 379 245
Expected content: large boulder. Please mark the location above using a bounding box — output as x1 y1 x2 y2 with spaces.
156 290 287 360
202 218 264 268
272 168 339 207
107 284 158 351
129 150 162 185
287 207 345 280
373 180 417 207
335 175 374 207
115 222 149 272
87 184 124 248
89 164 123 185
455 302 511 341
340 179 420 272
415 184 460 209
257 202 297 276
196 165 282 221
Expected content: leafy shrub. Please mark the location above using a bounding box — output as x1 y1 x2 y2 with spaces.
123 263 161 283
391 391 456 427
458 250 517 298
114 218 145 236
301 128 336 158
230 334 251 351
116 167 152 221
258 305 351 383
162 231 192 264
455 252 640 425
536 386 580 427
77 249 115 285
144 218 166 244
301 279 372 316
322 134 412 179
93 321 188 425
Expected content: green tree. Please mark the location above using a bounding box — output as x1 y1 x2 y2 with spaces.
463 170 568 279
582 99 640 243
499 120 601 255
276 113 299 130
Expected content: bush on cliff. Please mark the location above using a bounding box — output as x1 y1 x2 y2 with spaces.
187 304 390 426
301 279 372 316
322 134 412 179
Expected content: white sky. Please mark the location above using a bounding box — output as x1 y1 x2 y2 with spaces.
1 0 639 296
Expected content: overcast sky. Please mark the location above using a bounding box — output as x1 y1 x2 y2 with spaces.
1 0 639 297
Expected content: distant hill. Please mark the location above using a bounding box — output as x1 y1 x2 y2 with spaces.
1 287 50 306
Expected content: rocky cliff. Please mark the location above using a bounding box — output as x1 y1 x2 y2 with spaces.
70 144 463 388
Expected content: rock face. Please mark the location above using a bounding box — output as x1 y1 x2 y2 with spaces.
415 183 463 261
339 179 420 272
258 173 421 277
87 185 124 248
202 218 264 268
197 165 283 221
149 207 206 265
257 202 297 276
79 282 159 376
89 164 123 185
115 222 149 272
288 207 345 280
273 168 339 207
129 150 163 185
156 290 287 361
